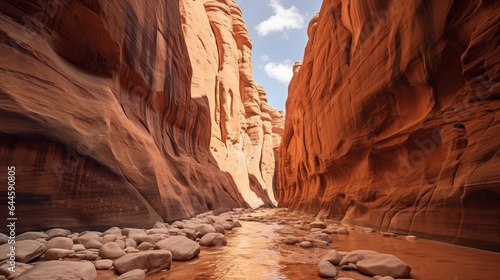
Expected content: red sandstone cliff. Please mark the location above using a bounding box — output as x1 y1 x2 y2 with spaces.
279 0 500 250
0 0 276 232
180 0 278 207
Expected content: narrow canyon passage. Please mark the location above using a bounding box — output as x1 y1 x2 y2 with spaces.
1 0 499 279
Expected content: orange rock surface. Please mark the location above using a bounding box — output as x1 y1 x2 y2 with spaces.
0 0 276 232
279 0 500 250
180 0 278 207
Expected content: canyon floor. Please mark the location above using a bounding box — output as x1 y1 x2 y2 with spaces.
94 208 500 280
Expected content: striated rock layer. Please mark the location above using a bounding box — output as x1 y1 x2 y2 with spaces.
0 0 275 232
180 0 279 207
279 0 500 251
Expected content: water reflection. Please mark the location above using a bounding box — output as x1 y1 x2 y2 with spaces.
212 222 286 280
98 209 500 280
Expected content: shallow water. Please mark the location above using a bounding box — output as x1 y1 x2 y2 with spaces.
98 208 500 280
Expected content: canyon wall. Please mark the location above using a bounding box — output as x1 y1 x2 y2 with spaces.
0 0 276 232
180 0 278 207
279 0 500 250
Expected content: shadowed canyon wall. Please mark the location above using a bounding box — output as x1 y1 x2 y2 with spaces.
279 0 500 250
0 0 279 232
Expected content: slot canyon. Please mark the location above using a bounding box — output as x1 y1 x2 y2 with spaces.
0 0 498 279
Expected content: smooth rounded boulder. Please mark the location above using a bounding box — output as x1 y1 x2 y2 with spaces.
195 224 216 237
309 221 327 229
114 250 172 274
46 237 73 250
318 260 338 278
99 242 126 259
339 250 379 266
44 249 74 260
0 240 46 263
199 233 227 246
154 236 200 261
284 236 299 245
321 250 342 265
356 254 411 278
117 269 146 280
95 259 114 270
15 261 96 280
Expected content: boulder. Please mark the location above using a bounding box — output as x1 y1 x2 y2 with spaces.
309 221 327 229
113 250 172 274
0 240 46 263
339 250 380 266
0 262 33 279
95 259 114 270
195 224 216 237
199 233 227 246
99 242 126 259
317 260 338 278
284 236 299 245
46 228 71 239
299 241 313 248
44 249 74 260
133 234 166 245
321 250 342 265
154 236 200 261
16 232 48 241
117 269 146 280
101 234 118 244
16 261 96 280
356 254 411 278
136 242 154 251
46 237 73 250
74 232 101 247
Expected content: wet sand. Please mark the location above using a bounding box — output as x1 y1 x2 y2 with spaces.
98 208 500 279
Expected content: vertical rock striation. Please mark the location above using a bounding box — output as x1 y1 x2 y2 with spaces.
279 0 500 251
0 0 276 232
180 0 278 207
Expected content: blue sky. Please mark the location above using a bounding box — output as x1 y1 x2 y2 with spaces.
235 0 322 110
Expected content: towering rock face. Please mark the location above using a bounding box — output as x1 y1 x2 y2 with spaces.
0 0 275 232
180 0 277 207
280 0 500 250
270 108 285 198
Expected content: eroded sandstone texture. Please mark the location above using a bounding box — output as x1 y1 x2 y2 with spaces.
180 0 279 208
279 0 500 250
0 0 276 232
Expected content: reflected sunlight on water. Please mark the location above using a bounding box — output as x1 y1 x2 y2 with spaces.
98 209 500 280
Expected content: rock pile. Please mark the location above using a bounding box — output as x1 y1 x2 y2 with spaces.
274 215 413 279
318 249 411 279
0 210 243 279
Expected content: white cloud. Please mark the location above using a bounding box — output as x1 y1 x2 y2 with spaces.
260 54 270 62
256 0 305 36
264 59 293 84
